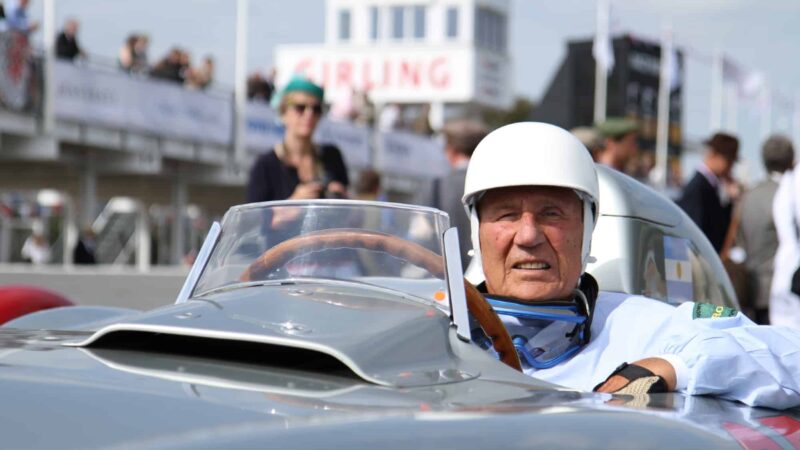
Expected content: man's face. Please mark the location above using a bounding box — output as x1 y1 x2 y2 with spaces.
478 186 584 301
707 151 736 179
616 132 639 164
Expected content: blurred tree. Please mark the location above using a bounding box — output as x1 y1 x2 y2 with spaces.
482 97 535 129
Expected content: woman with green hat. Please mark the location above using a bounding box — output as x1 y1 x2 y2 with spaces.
246 75 349 211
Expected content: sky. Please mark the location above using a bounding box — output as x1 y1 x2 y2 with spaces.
27 0 800 183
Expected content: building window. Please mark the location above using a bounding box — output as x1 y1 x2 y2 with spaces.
474 7 507 52
413 5 426 39
391 6 405 39
339 9 351 41
446 6 458 39
370 6 380 40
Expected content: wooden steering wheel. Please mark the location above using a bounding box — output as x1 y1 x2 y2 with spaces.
240 228 521 371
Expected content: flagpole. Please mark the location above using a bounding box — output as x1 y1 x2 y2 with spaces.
726 84 738 133
234 0 249 170
42 0 56 135
761 86 772 139
793 93 800 150
593 0 610 124
654 23 672 191
709 50 723 132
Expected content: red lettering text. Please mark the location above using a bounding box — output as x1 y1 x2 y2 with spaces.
399 61 421 87
335 60 354 88
382 60 392 88
429 57 451 89
361 59 375 91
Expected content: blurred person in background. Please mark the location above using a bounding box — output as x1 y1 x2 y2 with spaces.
677 132 741 253
412 104 434 136
178 50 191 83
246 75 348 205
570 126 603 158
5 0 37 34
150 48 185 83
415 119 488 270
55 18 84 61
186 55 214 90
247 70 275 102
21 221 49 265
119 33 149 74
329 86 356 122
594 117 640 174
378 103 402 131
352 89 374 127
132 34 149 72
73 226 97 265
770 139 800 330
353 169 383 202
722 135 794 324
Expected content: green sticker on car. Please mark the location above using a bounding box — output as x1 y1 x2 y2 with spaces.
692 303 738 319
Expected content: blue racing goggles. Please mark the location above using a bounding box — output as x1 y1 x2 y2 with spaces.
483 290 592 370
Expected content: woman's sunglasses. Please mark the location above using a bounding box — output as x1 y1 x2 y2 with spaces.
290 102 323 116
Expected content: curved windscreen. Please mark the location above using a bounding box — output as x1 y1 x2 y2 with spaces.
193 201 452 304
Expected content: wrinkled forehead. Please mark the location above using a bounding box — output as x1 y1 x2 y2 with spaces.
477 186 582 217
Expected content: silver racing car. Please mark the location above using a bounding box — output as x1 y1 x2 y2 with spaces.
0 167 795 449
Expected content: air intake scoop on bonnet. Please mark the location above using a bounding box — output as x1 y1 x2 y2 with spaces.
65 283 478 387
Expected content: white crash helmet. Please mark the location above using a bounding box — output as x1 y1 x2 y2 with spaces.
462 122 600 285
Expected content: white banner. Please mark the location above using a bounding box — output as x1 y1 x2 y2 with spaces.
375 131 447 178
314 119 371 168
54 61 233 146
54 62 441 177
245 101 284 151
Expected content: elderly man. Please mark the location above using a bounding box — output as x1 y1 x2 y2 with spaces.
462 122 800 409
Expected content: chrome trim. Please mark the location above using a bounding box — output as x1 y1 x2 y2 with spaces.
193 277 440 308
444 227 470 342
229 199 449 217
175 221 221 304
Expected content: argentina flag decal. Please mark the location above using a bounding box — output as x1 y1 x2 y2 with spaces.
664 236 693 302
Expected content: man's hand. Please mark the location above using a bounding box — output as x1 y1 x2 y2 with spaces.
594 357 677 393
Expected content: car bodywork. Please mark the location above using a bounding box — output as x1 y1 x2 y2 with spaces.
0 169 793 449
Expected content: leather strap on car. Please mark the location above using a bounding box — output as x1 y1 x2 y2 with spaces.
592 362 669 394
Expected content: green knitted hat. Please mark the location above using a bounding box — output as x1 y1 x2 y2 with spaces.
279 75 324 103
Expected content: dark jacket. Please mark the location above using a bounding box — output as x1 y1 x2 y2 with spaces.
246 144 349 203
56 32 81 60
677 172 732 253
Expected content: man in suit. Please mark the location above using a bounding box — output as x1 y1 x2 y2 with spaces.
677 132 740 253
416 120 488 270
727 135 794 324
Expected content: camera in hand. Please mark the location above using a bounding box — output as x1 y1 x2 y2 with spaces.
317 175 344 199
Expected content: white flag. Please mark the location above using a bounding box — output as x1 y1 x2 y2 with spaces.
668 48 680 92
593 0 614 73
723 58 764 100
